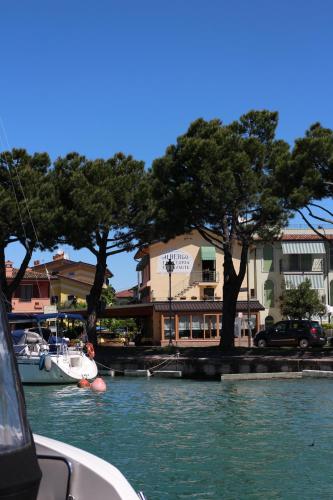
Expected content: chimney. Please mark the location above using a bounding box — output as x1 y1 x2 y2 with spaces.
34 260 40 266
53 251 64 261
5 261 13 278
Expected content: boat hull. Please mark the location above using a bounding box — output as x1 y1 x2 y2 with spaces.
34 434 141 500
17 352 98 384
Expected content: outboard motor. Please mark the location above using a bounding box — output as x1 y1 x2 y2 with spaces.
0 296 41 499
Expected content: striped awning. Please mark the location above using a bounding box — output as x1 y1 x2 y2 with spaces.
284 274 324 289
281 241 325 254
200 246 216 260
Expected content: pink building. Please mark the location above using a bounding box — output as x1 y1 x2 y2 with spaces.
6 261 53 313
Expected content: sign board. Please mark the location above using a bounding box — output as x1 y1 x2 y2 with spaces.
158 250 194 274
43 305 58 313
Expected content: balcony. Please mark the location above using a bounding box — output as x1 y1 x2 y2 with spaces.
193 271 219 283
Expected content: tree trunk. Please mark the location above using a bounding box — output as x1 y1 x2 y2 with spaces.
86 235 108 346
220 243 248 350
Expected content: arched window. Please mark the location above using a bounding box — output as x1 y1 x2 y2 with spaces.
263 245 274 272
264 280 274 308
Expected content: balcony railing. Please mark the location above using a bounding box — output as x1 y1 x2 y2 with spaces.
193 271 219 283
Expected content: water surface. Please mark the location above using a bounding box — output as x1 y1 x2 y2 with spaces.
25 378 333 499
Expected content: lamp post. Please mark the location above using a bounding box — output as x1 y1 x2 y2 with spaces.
165 258 175 345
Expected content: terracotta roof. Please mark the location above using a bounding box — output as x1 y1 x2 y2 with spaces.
281 234 333 241
153 300 264 312
116 289 135 298
11 268 54 280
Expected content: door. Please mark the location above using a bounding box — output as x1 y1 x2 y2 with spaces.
204 315 218 339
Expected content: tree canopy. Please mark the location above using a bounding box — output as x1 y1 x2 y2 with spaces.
0 149 59 305
274 123 333 234
280 279 326 320
53 152 151 343
151 111 293 348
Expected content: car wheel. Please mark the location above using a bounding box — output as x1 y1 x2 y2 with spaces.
257 338 267 348
299 338 309 349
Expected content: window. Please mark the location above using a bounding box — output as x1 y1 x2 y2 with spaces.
203 288 214 300
51 296 58 304
163 317 175 340
20 285 33 302
264 280 274 308
191 315 204 339
263 245 274 272
287 254 312 272
179 316 191 339
275 321 288 333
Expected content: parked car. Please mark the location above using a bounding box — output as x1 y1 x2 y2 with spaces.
253 320 326 348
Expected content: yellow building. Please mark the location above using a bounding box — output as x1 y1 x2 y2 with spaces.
132 230 263 346
32 251 112 307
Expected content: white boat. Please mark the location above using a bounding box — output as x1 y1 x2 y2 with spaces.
1 294 146 500
9 312 98 384
34 433 144 500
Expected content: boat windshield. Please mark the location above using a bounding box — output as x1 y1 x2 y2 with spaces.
0 297 31 452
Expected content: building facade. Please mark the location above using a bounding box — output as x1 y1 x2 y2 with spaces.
255 228 333 327
134 231 263 346
32 251 112 307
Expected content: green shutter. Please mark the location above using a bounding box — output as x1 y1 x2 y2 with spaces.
263 245 274 272
264 280 274 308
200 246 216 260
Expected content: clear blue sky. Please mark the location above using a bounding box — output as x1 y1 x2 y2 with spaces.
1 0 333 290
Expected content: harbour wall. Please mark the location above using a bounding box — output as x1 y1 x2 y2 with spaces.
95 346 333 380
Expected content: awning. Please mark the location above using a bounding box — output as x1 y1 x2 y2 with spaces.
284 274 324 289
136 254 149 271
200 246 216 260
281 241 325 254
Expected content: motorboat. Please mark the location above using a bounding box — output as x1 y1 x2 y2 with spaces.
8 312 98 384
0 293 146 500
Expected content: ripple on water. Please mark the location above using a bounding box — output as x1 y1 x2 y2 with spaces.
24 378 333 500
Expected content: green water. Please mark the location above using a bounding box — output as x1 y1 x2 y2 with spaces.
24 378 333 500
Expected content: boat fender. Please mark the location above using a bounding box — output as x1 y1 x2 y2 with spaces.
39 354 45 370
44 355 52 372
77 378 91 388
86 342 95 359
90 377 106 392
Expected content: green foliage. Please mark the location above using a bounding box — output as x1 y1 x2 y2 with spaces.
101 285 115 306
59 300 87 310
280 279 326 319
273 123 333 227
52 153 152 340
321 323 333 330
152 111 291 245
100 318 138 333
0 149 60 300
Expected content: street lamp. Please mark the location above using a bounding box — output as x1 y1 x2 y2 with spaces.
165 258 175 345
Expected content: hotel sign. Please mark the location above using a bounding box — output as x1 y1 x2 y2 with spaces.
158 250 194 274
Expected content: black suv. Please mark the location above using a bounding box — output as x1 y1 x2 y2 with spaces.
254 320 326 348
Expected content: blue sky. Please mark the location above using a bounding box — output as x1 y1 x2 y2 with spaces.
1 0 333 290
